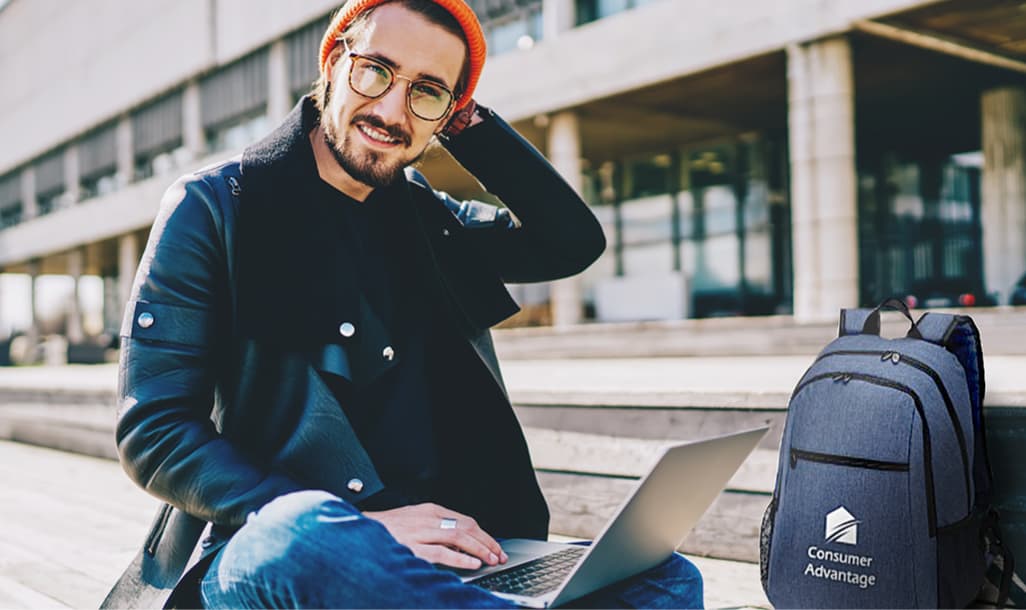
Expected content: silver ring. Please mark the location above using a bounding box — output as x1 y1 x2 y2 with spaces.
440 517 458 530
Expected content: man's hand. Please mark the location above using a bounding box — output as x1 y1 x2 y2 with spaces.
363 503 509 570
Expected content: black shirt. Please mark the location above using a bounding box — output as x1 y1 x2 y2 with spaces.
310 173 440 511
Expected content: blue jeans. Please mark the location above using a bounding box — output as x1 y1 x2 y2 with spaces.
200 491 704 608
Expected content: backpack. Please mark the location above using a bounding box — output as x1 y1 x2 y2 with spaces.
760 298 1013 608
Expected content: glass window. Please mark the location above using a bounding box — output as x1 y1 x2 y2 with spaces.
857 151 985 307
206 114 272 154
575 0 663 26
79 122 120 200
34 150 65 216
288 16 332 99
201 50 271 154
0 171 22 228
133 91 185 181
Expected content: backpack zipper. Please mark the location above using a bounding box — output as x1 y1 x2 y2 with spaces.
790 447 909 471
792 372 937 536
812 349 971 514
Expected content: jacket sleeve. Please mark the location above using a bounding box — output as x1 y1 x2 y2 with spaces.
115 174 304 528
440 108 606 283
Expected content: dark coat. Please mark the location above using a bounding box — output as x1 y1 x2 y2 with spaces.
100 98 605 608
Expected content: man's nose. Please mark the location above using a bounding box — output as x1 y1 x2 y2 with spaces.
371 82 409 127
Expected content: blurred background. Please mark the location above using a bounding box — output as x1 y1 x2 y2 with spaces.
1 0 1025 364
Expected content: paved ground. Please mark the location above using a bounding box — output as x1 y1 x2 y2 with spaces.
3 350 1023 608
0 440 768 609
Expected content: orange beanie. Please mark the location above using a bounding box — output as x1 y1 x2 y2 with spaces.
319 0 486 111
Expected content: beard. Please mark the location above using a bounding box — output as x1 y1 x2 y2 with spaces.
321 83 426 188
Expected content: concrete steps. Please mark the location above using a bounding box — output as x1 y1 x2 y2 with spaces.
493 307 1026 359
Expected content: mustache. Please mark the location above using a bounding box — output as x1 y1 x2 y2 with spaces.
352 114 411 146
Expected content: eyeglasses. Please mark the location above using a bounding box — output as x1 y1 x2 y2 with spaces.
341 43 456 122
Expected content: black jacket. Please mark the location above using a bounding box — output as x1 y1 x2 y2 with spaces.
101 98 605 608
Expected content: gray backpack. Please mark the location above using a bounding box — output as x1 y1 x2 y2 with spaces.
760 299 1012 608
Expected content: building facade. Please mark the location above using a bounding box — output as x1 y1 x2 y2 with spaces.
1 0 1024 342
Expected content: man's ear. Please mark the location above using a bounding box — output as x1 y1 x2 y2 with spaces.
325 45 345 81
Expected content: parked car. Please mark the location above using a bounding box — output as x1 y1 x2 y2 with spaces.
1011 273 1026 306
904 279 997 309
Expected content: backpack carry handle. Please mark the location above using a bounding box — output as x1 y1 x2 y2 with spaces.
839 298 923 339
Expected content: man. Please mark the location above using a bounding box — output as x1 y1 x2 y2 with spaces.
102 0 704 607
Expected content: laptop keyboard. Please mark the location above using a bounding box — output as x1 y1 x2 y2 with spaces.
469 546 587 598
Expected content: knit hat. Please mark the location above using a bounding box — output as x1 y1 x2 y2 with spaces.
319 0 486 111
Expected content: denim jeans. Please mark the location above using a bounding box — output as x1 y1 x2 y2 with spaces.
200 490 704 609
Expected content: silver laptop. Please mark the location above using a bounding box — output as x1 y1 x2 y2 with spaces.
459 426 769 608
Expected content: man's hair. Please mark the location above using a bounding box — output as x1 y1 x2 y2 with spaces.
311 0 471 115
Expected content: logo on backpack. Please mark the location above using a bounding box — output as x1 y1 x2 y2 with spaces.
825 506 860 545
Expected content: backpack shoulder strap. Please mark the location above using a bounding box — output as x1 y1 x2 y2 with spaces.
839 308 880 336
915 311 985 409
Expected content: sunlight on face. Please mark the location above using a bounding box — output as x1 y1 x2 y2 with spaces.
321 4 466 188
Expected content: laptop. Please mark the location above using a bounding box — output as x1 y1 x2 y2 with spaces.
459 426 769 608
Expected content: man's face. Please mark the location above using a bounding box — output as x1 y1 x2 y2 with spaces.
321 3 466 188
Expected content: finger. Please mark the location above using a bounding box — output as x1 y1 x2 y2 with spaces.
436 528 501 566
414 544 483 570
422 504 508 563
449 516 507 563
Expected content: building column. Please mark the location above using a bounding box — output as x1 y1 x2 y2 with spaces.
66 247 85 343
547 111 584 327
981 87 1026 304
542 0 575 41
26 260 41 357
63 144 81 209
787 36 859 322
118 233 140 321
116 114 134 187
21 167 38 220
268 40 292 124
102 273 121 337
183 81 206 160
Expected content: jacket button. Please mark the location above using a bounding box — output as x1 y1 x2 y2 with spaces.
339 322 356 338
382 346 395 361
137 312 155 329
442 228 451 237
347 478 364 493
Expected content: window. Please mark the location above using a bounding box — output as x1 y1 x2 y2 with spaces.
288 16 332 102
466 0 543 54
0 171 22 228
132 91 185 181
34 150 65 216
78 122 120 200
575 0 662 26
201 49 270 153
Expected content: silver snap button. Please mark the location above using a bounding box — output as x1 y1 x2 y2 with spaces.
347 478 364 493
382 346 395 361
137 312 155 329
339 322 356 338
442 228 451 237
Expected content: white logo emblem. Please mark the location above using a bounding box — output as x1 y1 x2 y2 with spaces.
825 506 860 545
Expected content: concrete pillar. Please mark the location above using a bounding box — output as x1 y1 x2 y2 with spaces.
102 274 121 336
118 233 140 320
21 167 38 220
26 260 41 354
981 87 1026 304
116 115 134 186
547 111 584 327
183 81 205 160
63 144 80 208
787 36 859 322
268 40 292 124
542 0 575 41
66 248 85 343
